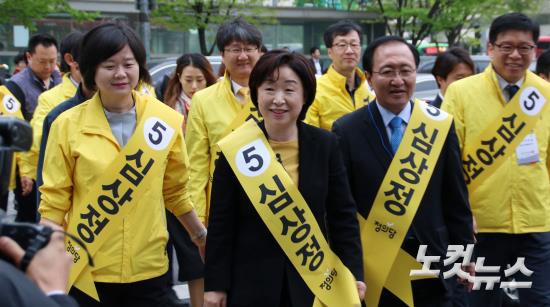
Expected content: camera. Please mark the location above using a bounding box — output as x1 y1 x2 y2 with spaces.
0 116 50 268
0 214 53 263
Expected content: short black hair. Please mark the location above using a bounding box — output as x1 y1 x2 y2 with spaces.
216 18 262 52
431 47 474 87
79 22 151 91
260 45 268 53
536 49 550 76
249 50 316 121
28 33 58 54
489 13 539 44
324 20 362 48
362 36 420 74
14 51 27 65
310 46 320 55
59 31 84 73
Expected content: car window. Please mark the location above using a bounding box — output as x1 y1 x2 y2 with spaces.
416 79 438 92
151 64 176 88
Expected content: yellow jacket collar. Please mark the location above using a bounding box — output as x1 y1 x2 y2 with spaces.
325 65 366 92
484 64 535 105
60 73 78 99
82 90 145 144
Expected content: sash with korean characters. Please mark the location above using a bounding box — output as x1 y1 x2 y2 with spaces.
205 98 261 224
361 101 452 307
65 96 182 301
0 86 24 190
462 72 548 192
218 120 360 307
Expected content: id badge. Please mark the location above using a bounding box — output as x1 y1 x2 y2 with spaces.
516 132 540 165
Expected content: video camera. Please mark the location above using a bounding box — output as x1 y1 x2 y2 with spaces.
0 116 53 270
0 117 93 270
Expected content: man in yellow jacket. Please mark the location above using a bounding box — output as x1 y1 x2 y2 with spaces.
305 20 374 131
443 13 550 306
186 18 263 225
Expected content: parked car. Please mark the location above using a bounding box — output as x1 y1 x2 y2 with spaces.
418 55 491 74
414 73 439 101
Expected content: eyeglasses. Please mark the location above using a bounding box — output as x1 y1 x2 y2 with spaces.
494 43 535 55
331 42 361 51
223 47 258 55
372 68 416 79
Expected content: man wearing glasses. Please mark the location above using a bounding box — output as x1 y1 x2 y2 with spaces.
186 17 262 229
444 13 550 306
333 35 474 307
305 20 374 131
185 18 263 307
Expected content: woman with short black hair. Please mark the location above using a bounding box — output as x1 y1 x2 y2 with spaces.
204 50 365 307
39 22 206 307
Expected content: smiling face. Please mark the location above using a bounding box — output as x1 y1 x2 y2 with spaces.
94 44 139 105
257 65 304 129
327 30 361 74
221 40 261 84
367 41 416 114
488 30 535 83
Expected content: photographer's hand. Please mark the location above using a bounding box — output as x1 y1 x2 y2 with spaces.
20 176 34 196
0 232 72 294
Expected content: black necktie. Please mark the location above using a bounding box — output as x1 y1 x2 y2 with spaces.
505 84 519 101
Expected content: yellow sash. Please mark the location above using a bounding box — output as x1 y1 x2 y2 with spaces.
65 96 182 300
205 99 260 223
0 85 25 190
362 101 452 307
218 120 360 307
0 85 24 118
462 72 548 192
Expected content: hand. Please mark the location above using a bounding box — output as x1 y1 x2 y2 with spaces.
198 242 205 263
458 262 475 292
0 232 72 294
204 291 227 307
20 176 34 196
356 281 366 301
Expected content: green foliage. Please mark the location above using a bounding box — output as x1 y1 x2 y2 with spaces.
0 0 99 30
363 0 543 47
152 0 277 55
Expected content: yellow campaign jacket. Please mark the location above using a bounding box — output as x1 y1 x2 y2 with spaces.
186 76 251 223
443 66 550 233
137 81 157 98
21 74 78 180
39 92 194 283
304 66 374 131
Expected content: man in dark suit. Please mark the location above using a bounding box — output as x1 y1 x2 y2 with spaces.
332 36 475 306
308 46 324 76
0 229 79 307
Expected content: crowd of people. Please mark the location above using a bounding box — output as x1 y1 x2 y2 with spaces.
0 11 549 307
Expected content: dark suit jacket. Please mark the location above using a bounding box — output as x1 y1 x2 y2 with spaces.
0 259 79 307
430 94 443 109
205 121 363 307
308 58 324 75
332 102 474 305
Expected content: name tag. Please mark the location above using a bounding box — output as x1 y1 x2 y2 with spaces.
516 132 539 165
